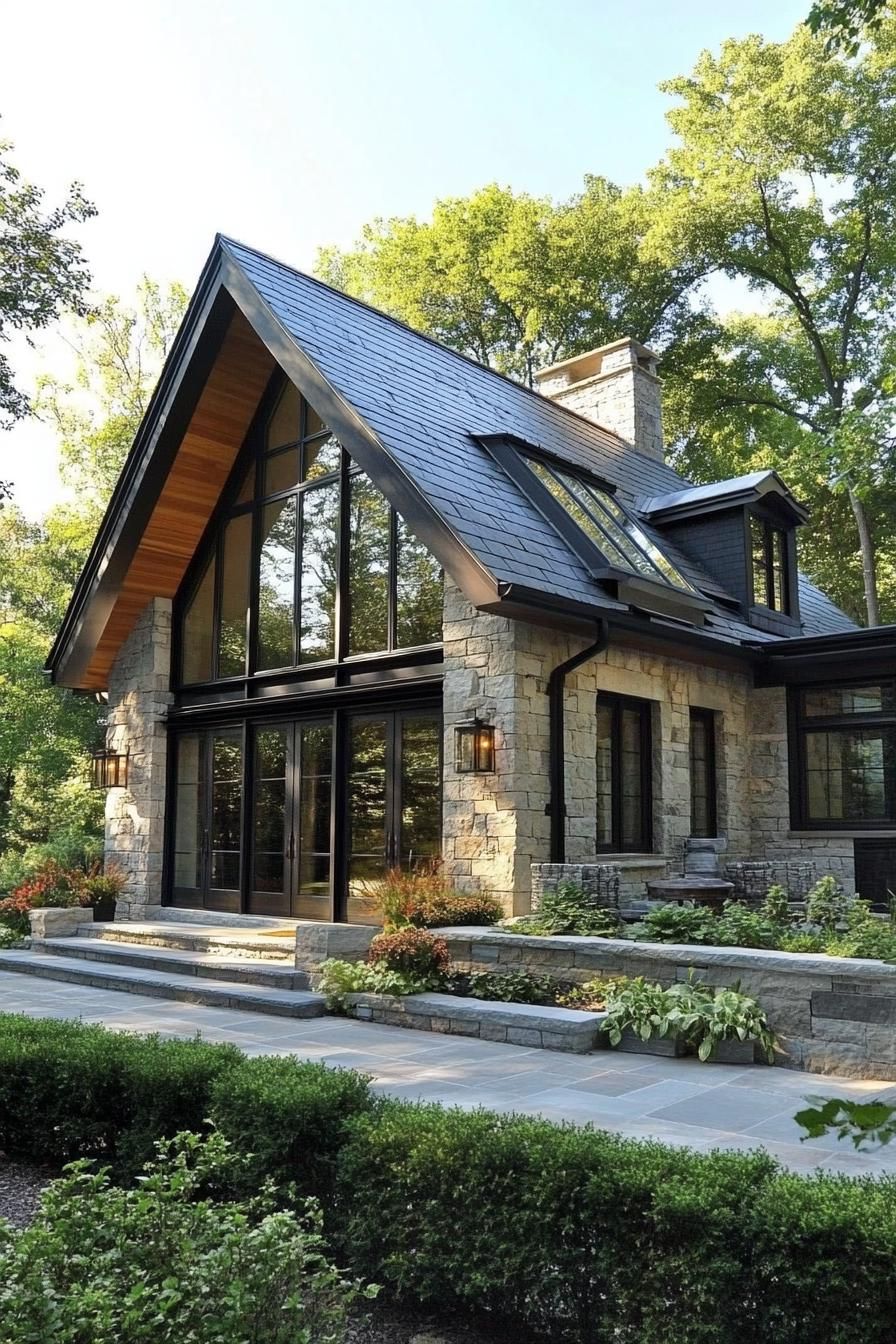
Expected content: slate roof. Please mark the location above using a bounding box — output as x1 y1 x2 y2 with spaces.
222 237 856 646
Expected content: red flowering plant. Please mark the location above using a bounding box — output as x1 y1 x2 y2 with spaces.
368 927 450 982
0 862 87 936
374 863 503 931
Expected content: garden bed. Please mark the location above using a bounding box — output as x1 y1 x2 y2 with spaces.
435 927 896 1079
344 990 608 1052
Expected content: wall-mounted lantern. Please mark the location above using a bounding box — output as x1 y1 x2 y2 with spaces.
454 717 495 774
90 749 129 790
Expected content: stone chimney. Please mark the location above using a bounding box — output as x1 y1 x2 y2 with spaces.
533 337 664 462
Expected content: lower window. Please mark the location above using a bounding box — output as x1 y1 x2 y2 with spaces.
596 692 652 852
689 708 718 838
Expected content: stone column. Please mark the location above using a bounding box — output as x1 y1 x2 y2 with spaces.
104 598 174 919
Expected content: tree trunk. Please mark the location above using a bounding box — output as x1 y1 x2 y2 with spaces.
848 487 880 626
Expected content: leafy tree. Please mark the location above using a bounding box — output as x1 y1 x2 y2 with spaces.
0 132 95 429
318 178 705 387
36 277 187 512
807 0 892 53
650 22 896 625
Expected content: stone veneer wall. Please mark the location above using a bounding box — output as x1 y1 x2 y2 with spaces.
104 598 173 919
748 686 856 892
439 926 896 1079
442 579 755 914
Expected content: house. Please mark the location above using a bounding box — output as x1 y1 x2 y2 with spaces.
48 235 896 925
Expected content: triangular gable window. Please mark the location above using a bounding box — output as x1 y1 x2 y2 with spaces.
176 375 443 685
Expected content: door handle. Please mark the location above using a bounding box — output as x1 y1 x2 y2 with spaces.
287 831 296 863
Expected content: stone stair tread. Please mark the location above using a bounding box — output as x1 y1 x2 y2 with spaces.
82 922 296 959
40 937 299 976
0 950 325 1017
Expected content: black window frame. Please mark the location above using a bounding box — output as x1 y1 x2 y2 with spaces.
789 678 896 831
749 513 792 615
596 691 653 854
688 707 718 839
173 372 444 692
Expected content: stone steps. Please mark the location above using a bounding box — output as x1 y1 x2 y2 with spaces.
0 949 326 1018
82 921 296 960
37 937 311 990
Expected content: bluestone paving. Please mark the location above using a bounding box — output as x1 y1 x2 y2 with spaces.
1 971 894 1176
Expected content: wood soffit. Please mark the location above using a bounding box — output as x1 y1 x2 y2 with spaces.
80 311 274 690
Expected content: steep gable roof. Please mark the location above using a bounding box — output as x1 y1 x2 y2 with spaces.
48 234 856 689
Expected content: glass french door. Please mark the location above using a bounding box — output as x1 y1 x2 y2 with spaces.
171 703 441 921
345 709 442 924
249 720 334 919
171 727 244 912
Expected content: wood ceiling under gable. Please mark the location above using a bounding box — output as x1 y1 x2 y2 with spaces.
82 309 275 690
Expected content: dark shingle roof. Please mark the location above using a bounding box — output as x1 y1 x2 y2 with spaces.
223 237 856 646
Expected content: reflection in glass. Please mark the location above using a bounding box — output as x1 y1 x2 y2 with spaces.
173 735 202 890
252 728 287 895
295 723 333 918
264 447 300 497
257 498 296 670
347 718 388 921
620 706 644 850
210 732 242 890
689 710 716 838
596 703 613 849
267 382 300 450
303 434 341 481
299 482 338 662
218 514 251 677
803 684 895 717
348 473 390 655
234 462 255 505
396 516 443 647
399 717 441 866
182 555 215 685
806 729 896 822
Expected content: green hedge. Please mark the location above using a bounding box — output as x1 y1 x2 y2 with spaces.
2 1012 896 1343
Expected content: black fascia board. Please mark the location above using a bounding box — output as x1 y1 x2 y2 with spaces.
48 237 505 687
46 244 235 686
218 244 501 612
753 623 896 685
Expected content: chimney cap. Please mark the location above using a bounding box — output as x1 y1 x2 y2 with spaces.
533 336 660 391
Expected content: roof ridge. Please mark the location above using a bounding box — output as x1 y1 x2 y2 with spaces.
217 232 689 485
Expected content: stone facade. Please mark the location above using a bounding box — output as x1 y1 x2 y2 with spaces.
443 577 757 913
104 598 173 919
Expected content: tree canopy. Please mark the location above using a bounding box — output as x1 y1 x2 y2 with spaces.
320 21 896 626
0 133 95 429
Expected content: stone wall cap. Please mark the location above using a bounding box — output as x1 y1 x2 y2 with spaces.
345 990 606 1030
433 927 896 979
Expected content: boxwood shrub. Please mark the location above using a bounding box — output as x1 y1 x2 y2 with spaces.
2 1013 896 1343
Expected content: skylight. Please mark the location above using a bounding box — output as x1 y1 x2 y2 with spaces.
525 457 698 595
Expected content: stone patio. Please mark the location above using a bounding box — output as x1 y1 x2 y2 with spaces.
2 971 896 1177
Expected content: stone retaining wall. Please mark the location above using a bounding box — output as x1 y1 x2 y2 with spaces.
435 926 896 1080
345 990 606 1052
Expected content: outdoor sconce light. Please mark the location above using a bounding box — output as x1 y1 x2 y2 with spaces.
90 749 129 790
455 717 495 774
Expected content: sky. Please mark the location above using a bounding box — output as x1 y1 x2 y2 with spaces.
1 0 808 519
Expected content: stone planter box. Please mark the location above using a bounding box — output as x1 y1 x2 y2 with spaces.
28 907 94 939
432 926 896 1080
703 1037 757 1065
614 1027 686 1058
343 990 607 1053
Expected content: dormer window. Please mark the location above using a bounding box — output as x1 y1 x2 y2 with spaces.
750 515 790 614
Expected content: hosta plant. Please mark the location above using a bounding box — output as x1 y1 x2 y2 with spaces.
316 959 436 1011
631 901 716 945
511 881 622 937
600 977 680 1046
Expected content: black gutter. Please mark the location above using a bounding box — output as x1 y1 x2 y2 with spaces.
547 619 609 863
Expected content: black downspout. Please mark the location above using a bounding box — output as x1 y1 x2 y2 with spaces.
547 619 610 863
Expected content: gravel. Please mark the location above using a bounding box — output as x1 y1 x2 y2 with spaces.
0 1159 52 1229
0 1161 515 1342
